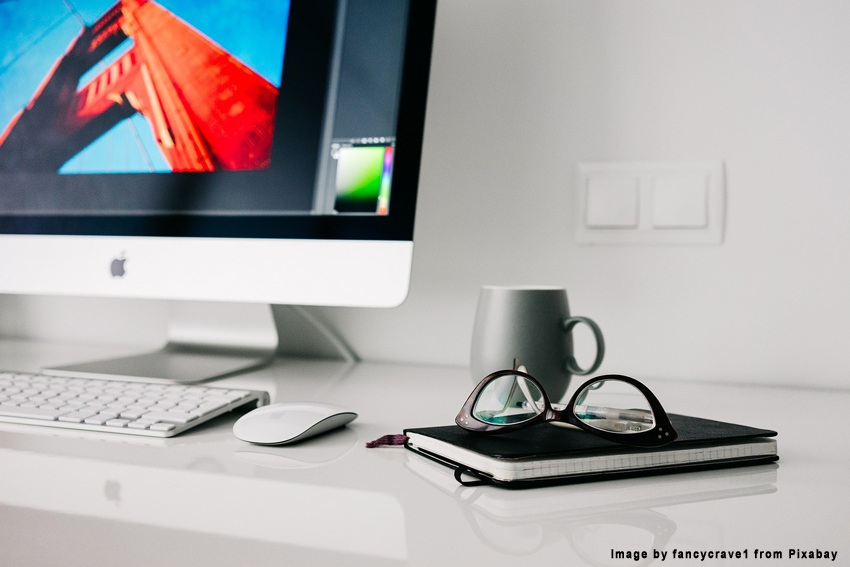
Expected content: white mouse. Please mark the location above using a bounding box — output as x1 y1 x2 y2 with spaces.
233 402 357 445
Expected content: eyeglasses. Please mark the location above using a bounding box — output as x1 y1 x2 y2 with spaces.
456 363 677 448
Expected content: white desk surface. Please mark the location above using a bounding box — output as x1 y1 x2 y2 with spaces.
0 339 847 567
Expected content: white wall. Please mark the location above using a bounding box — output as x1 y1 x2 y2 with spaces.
3 0 850 389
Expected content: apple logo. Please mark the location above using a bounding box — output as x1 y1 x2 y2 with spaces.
110 255 127 278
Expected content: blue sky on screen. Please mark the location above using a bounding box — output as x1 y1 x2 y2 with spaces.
0 0 290 173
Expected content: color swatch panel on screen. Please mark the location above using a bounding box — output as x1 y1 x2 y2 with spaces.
334 146 394 214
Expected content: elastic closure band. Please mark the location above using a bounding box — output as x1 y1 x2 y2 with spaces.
454 466 488 487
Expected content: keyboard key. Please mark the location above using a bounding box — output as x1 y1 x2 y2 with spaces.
195 401 227 414
120 410 147 420
84 415 111 425
105 419 131 428
202 396 235 405
149 423 176 432
139 410 198 424
0 406 70 420
58 410 99 423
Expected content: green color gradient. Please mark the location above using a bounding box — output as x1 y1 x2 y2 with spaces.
335 147 385 210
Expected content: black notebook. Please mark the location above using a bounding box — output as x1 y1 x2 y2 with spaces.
404 414 778 488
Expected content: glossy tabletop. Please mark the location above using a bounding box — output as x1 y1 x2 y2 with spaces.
0 339 847 566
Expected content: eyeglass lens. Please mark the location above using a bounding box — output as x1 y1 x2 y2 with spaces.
472 374 545 425
574 379 655 434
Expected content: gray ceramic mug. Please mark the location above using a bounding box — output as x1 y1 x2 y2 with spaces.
470 286 605 401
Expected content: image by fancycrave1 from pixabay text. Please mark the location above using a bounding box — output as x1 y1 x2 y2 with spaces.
610 548 839 562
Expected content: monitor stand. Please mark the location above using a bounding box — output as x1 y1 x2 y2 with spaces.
42 301 355 384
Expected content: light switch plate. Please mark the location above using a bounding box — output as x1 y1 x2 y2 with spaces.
586 174 639 228
575 161 725 245
652 173 708 228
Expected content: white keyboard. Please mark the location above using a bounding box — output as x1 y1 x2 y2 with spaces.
0 371 269 437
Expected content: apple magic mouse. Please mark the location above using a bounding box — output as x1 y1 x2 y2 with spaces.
233 402 357 445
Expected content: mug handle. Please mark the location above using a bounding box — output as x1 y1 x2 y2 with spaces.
562 316 605 376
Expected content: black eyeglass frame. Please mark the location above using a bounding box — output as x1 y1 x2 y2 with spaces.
456 371 678 448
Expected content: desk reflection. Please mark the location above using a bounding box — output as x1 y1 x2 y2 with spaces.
0 444 407 566
405 453 777 565
232 426 359 469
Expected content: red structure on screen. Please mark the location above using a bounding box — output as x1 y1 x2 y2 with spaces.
0 0 279 172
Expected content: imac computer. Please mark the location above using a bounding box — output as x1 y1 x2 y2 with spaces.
0 0 437 383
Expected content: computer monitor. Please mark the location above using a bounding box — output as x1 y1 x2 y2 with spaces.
0 0 437 382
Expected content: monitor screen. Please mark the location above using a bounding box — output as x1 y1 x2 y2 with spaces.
0 0 434 240
0 0 435 308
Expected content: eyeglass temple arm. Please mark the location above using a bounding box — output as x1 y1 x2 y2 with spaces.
512 368 550 414
515 375 539 409
509 362 547 413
